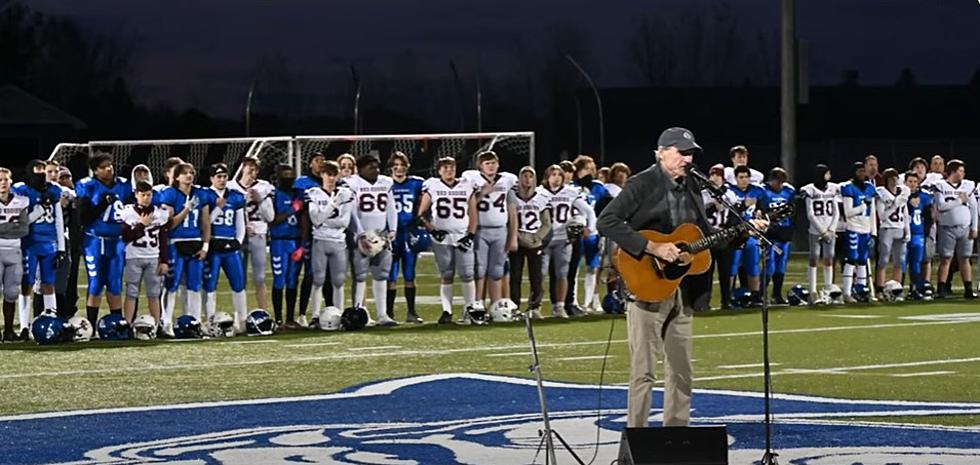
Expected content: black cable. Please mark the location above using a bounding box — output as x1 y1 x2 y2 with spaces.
585 316 617 465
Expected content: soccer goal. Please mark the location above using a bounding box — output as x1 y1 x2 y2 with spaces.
291 131 535 177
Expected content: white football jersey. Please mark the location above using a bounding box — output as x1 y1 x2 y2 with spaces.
119 204 170 259
346 174 396 233
933 179 978 228
701 189 740 232
423 177 476 234
800 182 842 235
537 184 590 238
229 178 274 236
605 183 622 198
0 194 29 249
462 170 518 228
876 185 910 230
307 186 357 242
514 189 551 234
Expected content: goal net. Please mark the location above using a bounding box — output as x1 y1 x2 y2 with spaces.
49 137 294 184
292 132 535 177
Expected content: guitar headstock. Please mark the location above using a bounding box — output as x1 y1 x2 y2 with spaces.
762 203 794 223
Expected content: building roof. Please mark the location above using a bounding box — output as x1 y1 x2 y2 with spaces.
0 85 87 130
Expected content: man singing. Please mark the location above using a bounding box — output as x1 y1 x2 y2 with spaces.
597 127 767 427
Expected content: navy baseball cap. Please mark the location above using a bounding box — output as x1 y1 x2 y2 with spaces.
657 127 702 152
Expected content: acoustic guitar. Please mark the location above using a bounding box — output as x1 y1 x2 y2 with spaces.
613 203 793 303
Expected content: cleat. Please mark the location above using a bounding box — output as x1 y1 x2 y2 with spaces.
551 306 569 319
843 294 857 304
309 317 320 329
965 291 978 300
376 317 399 327
438 311 453 325
297 315 308 328
528 307 544 320
771 296 787 305
19 328 30 342
2 329 17 343
405 311 423 324
157 324 175 339
566 304 585 317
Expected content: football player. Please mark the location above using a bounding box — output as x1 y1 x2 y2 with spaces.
268 164 306 327
904 171 932 297
800 164 840 304
510 166 551 312
417 157 478 324
874 168 910 294
203 163 248 329
703 164 740 309
346 154 398 326
229 157 274 311
724 145 764 186
160 163 212 326
566 155 611 314
0 168 30 342
933 160 977 299
728 165 767 305
75 153 131 333
462 151 518 311
762 168 795 304
307 160 361 322
293 152 328 328
538 164 595 318
387 151 425 323
337 153 356 180
840 162 878 302
119 181 170 328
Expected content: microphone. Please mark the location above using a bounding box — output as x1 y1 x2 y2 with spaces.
686 164 727 197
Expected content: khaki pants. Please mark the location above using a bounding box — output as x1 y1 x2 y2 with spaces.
626 292 693 427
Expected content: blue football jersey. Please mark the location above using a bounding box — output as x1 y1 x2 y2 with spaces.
908 190 933 236
763 184 796 228
76 176 132 237
392 176 425 228
729 184 767 221
160 186 212 240
840 181 878 218
206 188 246 240
269 188 302 239
574 180 610 209
12 182 62 244
294 175 321 200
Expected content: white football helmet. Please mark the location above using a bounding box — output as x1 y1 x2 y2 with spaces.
566 214 587 238
67 316 94 342
490 299 517 323
882 280 904 302
318 306 343 331
821 284 844 304
465 301 488 326
131 315 157 341
358 230 387 257
208 312 235 338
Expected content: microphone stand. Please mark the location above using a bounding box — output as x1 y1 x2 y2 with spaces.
696 176 781 465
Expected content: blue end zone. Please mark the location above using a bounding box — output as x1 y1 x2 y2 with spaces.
2 374 979 464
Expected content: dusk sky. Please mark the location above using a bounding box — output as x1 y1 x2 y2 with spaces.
28 0 980 118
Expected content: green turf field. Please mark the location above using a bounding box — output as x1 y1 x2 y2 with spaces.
1 254 978 430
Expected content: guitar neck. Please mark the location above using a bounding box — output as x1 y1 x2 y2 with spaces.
688 222 750 254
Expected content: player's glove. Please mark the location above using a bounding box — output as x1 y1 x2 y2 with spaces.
186 195 200 211
456 233 475 252
430 230 448 242
53 251 68 269
290 246 306 263
291 198 304 213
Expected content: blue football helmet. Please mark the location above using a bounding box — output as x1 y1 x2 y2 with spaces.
246 309 277 336
97 313 131 341
602 292 625 314
32 312 70 345
408 227 432 254
852 283 871 303
731 287 752 308
174 315 202 339
787 284 809 306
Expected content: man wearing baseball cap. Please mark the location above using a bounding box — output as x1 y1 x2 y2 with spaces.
597 127 767 428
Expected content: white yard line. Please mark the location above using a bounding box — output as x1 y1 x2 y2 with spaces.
891 371 956 378
698 358 980 382
555 355 615 362
485 352 533 358
283 342 343 348
817 314 885 319
717 363 782 369
347 345 402 351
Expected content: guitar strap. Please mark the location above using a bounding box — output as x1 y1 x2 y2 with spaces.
660 304 679 340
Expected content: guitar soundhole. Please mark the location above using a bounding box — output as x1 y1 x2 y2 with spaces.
650 242 693 280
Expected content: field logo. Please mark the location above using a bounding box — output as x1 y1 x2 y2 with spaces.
2 374 979 464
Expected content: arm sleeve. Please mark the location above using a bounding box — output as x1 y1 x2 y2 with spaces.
842 196 865 220
258 197 275 222
936 190 960 213
572 197 596 231
970 195 978 233
235 209 246 244
55 202 66 252
121 222 144 243
534 208 552 242
596 180 646 258
158 227 170 264
386 189 398 234
347 206 364 236
0 209 29 238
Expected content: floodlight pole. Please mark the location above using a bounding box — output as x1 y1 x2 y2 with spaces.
780 0 797 182
245 80 255 137
566 55 604 166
